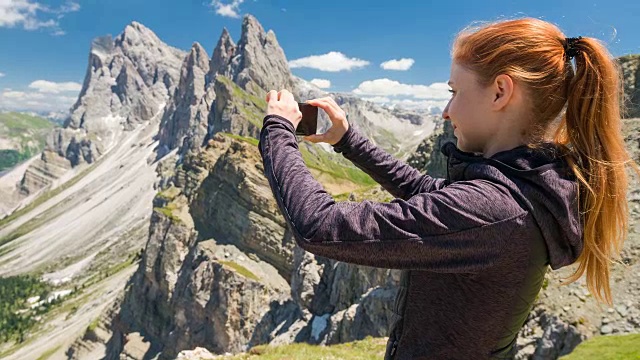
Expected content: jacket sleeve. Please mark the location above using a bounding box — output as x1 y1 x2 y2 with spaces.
258 115 528 273
331 124 447 200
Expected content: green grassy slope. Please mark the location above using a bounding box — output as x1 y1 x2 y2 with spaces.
0 112 56 171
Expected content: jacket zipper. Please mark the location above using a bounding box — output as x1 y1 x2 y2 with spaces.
390 340 398 357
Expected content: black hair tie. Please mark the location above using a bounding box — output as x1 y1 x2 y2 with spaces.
564 36 583 60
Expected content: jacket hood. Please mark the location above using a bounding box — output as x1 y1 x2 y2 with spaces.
440 141 584 270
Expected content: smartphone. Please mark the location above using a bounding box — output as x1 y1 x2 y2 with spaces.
296 102 318 136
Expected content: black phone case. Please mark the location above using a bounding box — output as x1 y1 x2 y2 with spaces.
296 103 318 136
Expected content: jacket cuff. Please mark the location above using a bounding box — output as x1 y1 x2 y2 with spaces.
332 125 356 153
263 114 296 134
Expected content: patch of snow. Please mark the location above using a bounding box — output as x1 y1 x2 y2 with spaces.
48 289 72 302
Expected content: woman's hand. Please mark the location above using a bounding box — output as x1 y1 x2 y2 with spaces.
303 97 350 145
266 89 302 129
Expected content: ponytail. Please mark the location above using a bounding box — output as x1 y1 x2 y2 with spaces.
552 36 640 306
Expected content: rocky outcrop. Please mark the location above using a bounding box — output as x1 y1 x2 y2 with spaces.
18 149 72 195
515 307 586 359
207 75 265 140
104 134 293 358
407 119 456 177
619 55 640 119
66 295 125 359
186 134 297 276
209 28 236 79
157 42 213 158
289 246 401 345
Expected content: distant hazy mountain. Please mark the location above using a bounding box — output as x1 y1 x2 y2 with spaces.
0 112 57 172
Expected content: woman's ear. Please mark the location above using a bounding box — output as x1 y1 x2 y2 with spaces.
491 74 514 111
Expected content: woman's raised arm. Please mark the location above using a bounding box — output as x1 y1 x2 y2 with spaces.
259 113 526 272
304 97 447 200
332 124 447 200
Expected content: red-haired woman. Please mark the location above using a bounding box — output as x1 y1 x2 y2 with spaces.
259 17 639 359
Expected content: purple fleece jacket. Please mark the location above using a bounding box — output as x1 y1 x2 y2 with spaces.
258 114 583 359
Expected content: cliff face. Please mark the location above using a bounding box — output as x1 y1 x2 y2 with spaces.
102 134 292 358
620 55 640 119
157 43 213 156
407 119 456 178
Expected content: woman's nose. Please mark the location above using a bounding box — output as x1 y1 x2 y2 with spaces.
442 104 450 120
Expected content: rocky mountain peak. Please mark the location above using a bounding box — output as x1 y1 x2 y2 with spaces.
89 35 115 62
239 14 265 42
230 14 293 96
118 21 162 47
188 42 210 70
210 27 237 79
15 21 186 196
157 41 212 155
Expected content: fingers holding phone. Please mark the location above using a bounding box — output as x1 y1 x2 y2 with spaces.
266 89 302 126
304 97 350 145
264 91 350 146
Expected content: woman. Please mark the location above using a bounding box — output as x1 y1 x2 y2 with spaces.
258 17 639 359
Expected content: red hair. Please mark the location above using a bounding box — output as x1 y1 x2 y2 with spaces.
452 17 640 306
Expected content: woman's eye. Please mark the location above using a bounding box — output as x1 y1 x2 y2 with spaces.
448 89 455 95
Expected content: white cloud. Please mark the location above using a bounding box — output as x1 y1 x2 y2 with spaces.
28 80 82 94
0 0 40 28
0 72 5 77
0 0 80 34
0 79 81 113
380 58 415 71
59 1 80 13
361 96 391 103
353 78 450 99
289 52 369 72
310 79 331 89
353 79 450 112
210 0 244 18
0 89 77 113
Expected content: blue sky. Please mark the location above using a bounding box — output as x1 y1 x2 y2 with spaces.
0 0 639 114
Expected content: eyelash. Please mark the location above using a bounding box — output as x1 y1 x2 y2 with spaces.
448 89 455 94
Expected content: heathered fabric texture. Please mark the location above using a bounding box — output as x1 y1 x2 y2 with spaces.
258 114 583 359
